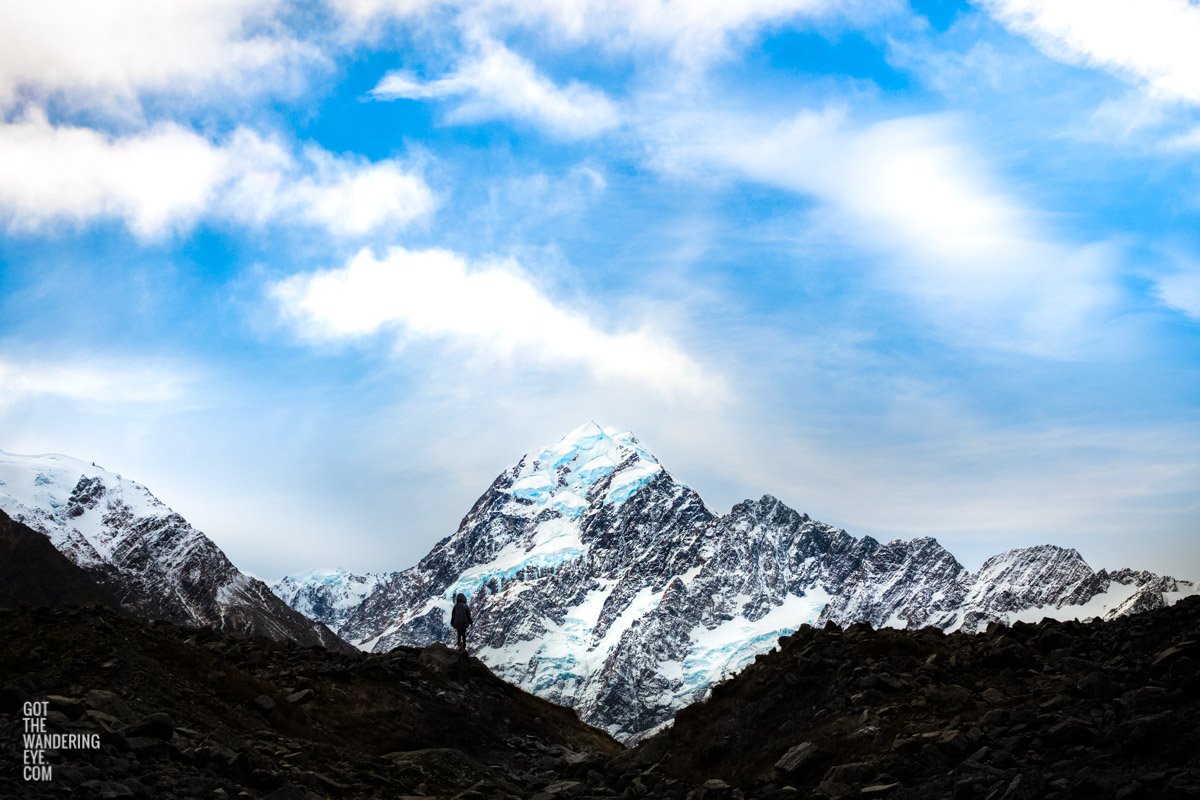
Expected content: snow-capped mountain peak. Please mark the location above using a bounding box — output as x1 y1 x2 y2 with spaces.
276 425 1200 741
270 567 390 634
505 421 662 515
0 449 347 651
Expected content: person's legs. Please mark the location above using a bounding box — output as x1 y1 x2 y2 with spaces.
456 628 466 650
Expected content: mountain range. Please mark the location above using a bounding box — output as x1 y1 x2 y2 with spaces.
280 422 1198 740
2 425 1195 742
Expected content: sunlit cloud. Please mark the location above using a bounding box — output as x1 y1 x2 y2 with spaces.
0 109 435 239
0 0 318 114
980 0 1200 105
272 246 725 398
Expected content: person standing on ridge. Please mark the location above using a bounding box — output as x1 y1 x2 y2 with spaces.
450 593 472 651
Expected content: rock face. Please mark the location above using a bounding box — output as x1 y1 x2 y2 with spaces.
0 450 348 652
270 568 392 634
630 594 1200 800
328 423 1197 741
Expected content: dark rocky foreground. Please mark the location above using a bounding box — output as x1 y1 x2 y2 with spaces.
1 594 1197 799
624 594 1200 800
0 603 621 799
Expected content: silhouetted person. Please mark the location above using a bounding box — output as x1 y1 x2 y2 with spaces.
450 593 472 651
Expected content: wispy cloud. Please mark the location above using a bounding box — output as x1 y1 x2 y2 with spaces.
342 0 894 67
456 0 890 65
1153 255 1200 320
980 0 1200 105
0 109 435 239
272 246 725 398
0 356 187 411
372 38 620 138
648 105 1118 355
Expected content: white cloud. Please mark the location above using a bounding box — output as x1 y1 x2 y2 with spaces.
272 246 724 398
0 109 435 239
0 357 187 412
0 0 318 113
649 106 1117 355
1154 260 1200 319
981 0 1200 105
225 145 438 236
372 38 620 138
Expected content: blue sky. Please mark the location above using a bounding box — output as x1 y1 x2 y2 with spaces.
1 0 1198 582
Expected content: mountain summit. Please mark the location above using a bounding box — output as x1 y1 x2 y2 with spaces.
329 424 1197 740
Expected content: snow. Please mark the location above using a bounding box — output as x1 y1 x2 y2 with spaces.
505 421 663 512
605 460 662 503
511 472 554 500
0 450 163 520
681 588 832 700
1007 580 1140 626
0 450 176 565
449 518 584 600
577 455 616 482
1165 581 1200 605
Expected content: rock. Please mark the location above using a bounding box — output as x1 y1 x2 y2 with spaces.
287 689 314 705
254 695 277 713
699 778 733 799
980 688 1005 705
775 742 820 773
531 780 584 799
46 693 85 720
84 689 135 722
122 712 174 740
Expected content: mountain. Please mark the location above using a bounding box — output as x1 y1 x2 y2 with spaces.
0 450 349 652
270 568 391 634
0 507 116 610
325 423 1197 741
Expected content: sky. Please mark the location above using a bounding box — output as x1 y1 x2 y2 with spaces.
1 0 1198 582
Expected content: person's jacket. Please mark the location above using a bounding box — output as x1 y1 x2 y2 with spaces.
451 600 472 630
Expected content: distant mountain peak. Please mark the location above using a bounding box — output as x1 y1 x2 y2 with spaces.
0 449 348 652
